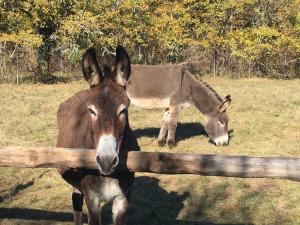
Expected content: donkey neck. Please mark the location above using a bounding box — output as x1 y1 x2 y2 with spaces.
189 75 222 115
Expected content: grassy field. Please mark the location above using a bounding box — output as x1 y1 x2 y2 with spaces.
0 77 299 225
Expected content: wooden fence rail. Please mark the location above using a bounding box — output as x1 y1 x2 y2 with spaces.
0 146 299 181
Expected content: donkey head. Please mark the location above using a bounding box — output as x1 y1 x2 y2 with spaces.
82 46 131 175
205 95 231 146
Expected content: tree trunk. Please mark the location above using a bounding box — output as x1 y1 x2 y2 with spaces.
213 48 217 77
37 38 51 82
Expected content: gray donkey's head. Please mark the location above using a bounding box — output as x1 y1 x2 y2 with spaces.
204 95 231 146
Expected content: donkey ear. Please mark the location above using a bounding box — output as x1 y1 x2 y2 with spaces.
114 45 131 87
82 47 103 87
218 95 231 113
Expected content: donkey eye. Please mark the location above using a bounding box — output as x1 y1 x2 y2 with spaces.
119 108 128 117
218 121 225 126
88 108 97 116
88 105 97 117
89 109 96 116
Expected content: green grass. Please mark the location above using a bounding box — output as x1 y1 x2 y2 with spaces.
0 77 299 225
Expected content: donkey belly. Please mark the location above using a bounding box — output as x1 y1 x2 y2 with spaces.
127 93 170 109
126 80 172 109
127 90 193 110
127 65 185 109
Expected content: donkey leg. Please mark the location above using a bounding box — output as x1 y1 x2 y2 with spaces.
157 109 169 146
85 197 101 225
166 107 179 148
112 196 129 225
82 187 101 225
72 188 84 225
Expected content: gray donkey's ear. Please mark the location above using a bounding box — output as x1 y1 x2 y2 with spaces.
114 45 131 87
218 95 231 113
82 47 103 87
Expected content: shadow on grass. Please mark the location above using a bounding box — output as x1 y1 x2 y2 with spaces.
176 122 206 141
127 176 251 225
0 170 50 203
0 180 34 203
134 122 206 140
0 176 251 225
20 74 73 84
0 207 88 223
181 181 254 225
126 176 189 225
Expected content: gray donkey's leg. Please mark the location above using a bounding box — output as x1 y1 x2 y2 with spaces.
166 106 179 148
157 109 169 146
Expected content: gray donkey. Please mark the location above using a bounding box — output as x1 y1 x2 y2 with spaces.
126 64 231 147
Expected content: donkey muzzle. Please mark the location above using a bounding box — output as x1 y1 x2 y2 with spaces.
212 134 229 146
96 135 119 175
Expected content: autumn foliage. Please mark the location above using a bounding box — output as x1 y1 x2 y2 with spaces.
0 0 300 82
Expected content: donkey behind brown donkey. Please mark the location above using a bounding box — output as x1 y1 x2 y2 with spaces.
57 46 139 225
127 64 232 148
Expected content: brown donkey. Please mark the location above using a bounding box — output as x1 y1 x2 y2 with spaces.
127 64 231 147
57 46 139 225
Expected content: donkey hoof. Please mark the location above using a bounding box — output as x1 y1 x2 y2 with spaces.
166 140 176 148
158 139 166 147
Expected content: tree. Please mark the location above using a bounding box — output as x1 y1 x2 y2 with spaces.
0 0 76 82
0 0 299 81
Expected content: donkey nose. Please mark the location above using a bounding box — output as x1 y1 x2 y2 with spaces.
96 154 119 175
214 134 229 146
111 156 119 168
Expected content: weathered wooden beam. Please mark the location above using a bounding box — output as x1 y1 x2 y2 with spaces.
0 146 299 181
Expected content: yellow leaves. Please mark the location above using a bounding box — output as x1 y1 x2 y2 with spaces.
252 27 280 39
0 31 43 47
148 1 192 48
55 10 103 56
276 34 300 52
226 25 296 62
21 0 54 26
59 12 100 36
1 0 299 67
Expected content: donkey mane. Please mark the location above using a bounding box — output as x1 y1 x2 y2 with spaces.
186 71 223 108
185 70 223 114
198 78 223 103
180 62 222 103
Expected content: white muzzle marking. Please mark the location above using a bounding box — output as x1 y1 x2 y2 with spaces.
96 135 119 175
97 134 117 152
213 134 229 146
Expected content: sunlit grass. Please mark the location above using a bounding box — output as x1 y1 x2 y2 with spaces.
0 77 299 225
